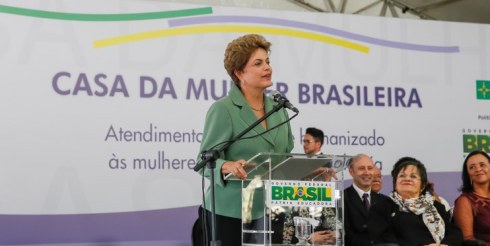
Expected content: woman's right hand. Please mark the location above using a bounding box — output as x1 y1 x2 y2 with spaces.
310 230 336 244
222 160 247 180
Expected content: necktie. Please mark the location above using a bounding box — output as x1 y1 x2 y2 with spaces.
362 193 370 210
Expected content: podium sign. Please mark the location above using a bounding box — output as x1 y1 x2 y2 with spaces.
267 180 336 207
225 152 350 246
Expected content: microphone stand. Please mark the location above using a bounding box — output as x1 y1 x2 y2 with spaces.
194 100 288 246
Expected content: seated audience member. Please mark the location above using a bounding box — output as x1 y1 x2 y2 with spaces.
453 150 490 245
344 154 389 246
369 157 463 246
427 181 451 212
371 165 383 193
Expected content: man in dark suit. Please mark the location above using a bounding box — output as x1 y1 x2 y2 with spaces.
344 154 389 246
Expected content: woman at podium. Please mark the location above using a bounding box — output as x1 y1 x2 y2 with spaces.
195 34 294 245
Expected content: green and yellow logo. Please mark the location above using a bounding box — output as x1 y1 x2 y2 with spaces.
463 134 490 153
476 80 490 100
271 185 332 201
268 180 335 207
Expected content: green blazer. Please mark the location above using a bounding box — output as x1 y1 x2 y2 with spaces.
198 85 294 219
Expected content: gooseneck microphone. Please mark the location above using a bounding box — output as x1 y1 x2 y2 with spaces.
270 90 299 113
194 90 299 172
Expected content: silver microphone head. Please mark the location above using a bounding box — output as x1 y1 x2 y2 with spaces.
268 90 299 113
269 90 282 102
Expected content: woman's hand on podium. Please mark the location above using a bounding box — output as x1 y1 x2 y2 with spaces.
222 160 247 180
304 167 338 181
309 230 336 245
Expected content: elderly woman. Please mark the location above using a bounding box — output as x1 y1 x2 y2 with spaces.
369 157 463 246
195 34 294 245
453 150 490 245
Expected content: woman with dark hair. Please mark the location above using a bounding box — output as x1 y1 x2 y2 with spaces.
453 150 490 245
369 157 463 246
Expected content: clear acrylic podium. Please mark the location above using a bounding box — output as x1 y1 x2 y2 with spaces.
225 152 351 246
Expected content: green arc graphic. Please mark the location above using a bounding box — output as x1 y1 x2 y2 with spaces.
0 4 212 21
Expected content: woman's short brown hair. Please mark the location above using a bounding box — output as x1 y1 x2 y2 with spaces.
224 34 271 86
391 157 428 194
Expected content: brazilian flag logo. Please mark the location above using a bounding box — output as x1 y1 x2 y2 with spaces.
476 80 490 100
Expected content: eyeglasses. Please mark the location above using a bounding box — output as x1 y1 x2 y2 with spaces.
302 140 315 144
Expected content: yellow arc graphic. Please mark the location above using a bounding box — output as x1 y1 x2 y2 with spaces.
93 25 369 53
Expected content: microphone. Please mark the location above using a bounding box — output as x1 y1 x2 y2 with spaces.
270 90 299 113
